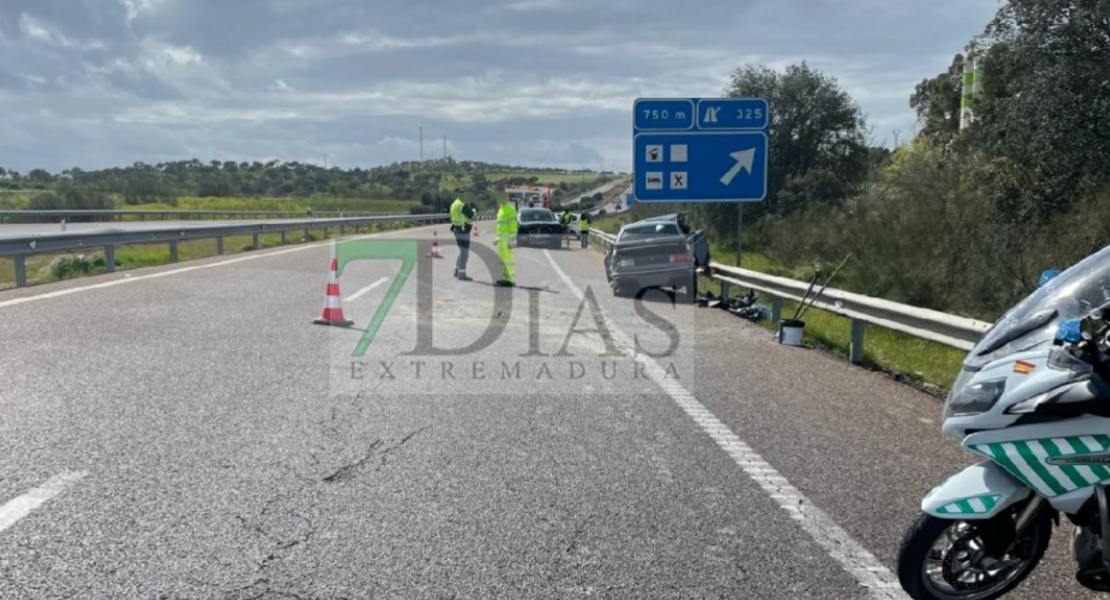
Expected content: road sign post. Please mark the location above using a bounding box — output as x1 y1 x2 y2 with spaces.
632 97 768 274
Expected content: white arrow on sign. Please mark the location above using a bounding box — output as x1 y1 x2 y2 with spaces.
719 148 756 186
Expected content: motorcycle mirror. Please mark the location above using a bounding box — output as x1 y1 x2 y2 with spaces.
1040 268 1062 287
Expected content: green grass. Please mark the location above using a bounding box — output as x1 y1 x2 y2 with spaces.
698 243 965 394
590 212 965 394
0 220 416 290
438 171 612 194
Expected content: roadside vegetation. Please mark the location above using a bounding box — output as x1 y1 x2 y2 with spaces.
593 0 1105 392
0 159 621 220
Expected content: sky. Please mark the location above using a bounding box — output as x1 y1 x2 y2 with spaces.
0 0 1002 174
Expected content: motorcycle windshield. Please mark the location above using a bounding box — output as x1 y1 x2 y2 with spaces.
965 244 1110 370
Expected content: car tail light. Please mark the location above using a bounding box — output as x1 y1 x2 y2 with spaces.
671 253 693 262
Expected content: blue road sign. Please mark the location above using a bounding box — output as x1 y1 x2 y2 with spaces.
633 97 768 203
633 98 695 131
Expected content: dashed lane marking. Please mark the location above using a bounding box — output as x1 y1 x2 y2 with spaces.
543 249 909 600
0 471 88 534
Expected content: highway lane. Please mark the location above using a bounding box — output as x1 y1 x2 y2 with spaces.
0 225 1099 598
563 178 628 208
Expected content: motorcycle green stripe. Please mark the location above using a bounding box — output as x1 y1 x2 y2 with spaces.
1013 441 1069 495
935 494 1001 515
972 443 1041 494
1064 438 1110 479
1040 438 1096 487
972 435 1110 498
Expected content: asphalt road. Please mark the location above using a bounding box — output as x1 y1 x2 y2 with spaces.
565 179 628 209
0 224 1099 599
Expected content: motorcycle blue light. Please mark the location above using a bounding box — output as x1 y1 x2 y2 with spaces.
1039 268 1062 287
1056 318 1082 343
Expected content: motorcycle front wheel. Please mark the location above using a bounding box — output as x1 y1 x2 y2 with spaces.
896 508 1051 600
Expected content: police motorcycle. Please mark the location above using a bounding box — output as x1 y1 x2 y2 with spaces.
897 244 1110 599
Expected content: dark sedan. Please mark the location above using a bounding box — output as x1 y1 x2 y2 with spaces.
516 208 564 249
603 214 710 300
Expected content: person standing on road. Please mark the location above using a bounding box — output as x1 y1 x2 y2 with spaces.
450 197 476 281
495 196 518 287
580 213 591 248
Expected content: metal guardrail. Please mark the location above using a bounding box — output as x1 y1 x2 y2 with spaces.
589 229 992 360
0 214 448 288
0 209 400 223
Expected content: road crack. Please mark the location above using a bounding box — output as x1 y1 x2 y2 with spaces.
321 426 431 483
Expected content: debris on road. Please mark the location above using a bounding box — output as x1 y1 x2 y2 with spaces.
696 289 769 322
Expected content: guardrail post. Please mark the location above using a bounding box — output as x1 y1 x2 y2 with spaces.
771 297 782 323
324 227 329 239
216 237 224 255
104 246 115 273
849 319 865 364
252 233 259 249
14 255 26 287
169 241 178 263
280 231 287 245
303 228 309 241
340 224 345 235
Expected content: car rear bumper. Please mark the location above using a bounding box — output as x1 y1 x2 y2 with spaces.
519 231 562 246
611 265 693 288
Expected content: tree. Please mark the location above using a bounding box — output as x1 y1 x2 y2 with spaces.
909 54 966 147
694 62 869 242
967 0 1110 220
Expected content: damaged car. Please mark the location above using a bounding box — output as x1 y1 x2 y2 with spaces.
603 214 710 300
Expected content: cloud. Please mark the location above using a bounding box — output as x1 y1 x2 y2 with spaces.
0 0 1002 173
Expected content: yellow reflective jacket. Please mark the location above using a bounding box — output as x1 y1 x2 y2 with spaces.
450 198 464 228
496 203 518 239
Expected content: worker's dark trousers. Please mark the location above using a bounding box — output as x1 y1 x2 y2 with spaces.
454 231 470 275
581 232 589 248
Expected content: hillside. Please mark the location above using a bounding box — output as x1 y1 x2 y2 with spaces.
0 159 625 216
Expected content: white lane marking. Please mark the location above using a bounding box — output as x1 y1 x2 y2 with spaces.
344 276 389 302
543 250 909 600
0 225 433 310
0 471 87 533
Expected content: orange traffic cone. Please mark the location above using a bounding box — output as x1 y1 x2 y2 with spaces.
312 257 354 327
427 231 444 258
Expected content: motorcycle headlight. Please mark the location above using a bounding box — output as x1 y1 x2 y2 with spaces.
943 377 1006 418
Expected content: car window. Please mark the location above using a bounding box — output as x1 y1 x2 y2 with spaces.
619 223 681 240
520 211 556 222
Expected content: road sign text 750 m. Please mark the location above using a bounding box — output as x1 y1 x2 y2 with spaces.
642 109 687 120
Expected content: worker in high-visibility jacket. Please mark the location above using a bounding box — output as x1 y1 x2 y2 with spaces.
580 213 591 248
450 197 476 281
495 195 518 287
